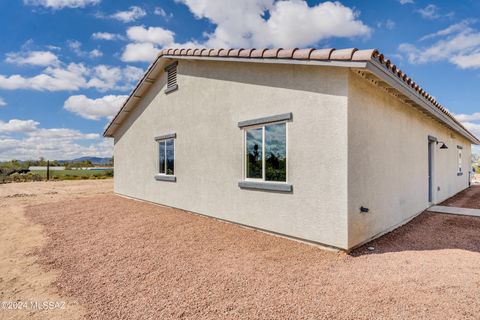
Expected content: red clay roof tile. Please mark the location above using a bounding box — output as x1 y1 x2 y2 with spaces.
277 48 297 59
292 48 314 60
229 49 243 57
352 49 378 61
310 48 334 60
251 48 267 58
330 48 357 60
263 48 282 58
106 47 477 143
239 49 254 58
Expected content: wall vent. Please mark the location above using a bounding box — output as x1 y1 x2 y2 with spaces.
164 61 178 94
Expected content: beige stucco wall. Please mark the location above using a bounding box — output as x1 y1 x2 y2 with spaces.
114 60 350 249
347 71 472 248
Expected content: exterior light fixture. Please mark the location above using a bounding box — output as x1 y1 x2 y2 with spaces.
436 141 448 149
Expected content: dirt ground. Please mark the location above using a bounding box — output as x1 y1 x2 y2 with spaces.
2 180 480 319
0 180 112 320
440 185 480 208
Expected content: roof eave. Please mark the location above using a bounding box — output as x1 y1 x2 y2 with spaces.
365 60 480 145
103 51 480 145
103 54 368 138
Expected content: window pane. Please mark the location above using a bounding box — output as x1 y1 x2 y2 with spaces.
159 141 166 174
459 150 462 172
246 127 263 179
166 139 175 175
265 123 286 182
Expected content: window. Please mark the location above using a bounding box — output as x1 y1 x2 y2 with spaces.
155 133 176 181
458 146 463 175
164 61 178 94
245 122 287 182
158 138 175 175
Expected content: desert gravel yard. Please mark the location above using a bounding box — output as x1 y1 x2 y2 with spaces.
2 181 480 319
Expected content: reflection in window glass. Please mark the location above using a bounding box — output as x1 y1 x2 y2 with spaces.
158 138 174 175
159 141 166 174
246 127 263 179
166 139 175 175
265 123 286 182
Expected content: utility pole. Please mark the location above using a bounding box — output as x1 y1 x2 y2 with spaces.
46 160 50 181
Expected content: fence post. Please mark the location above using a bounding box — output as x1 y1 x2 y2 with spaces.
47 160 50 181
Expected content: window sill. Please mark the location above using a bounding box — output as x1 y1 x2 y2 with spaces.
155 174 176 182
238 181 292 192
457 172 463 176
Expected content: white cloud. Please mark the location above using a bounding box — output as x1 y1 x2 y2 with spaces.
126 25 176 45
67 40 102 58
154 7 173 20
46 45 61 51
0 136 113 161
399 20 480 69
0 98 6 107
92 32 124 41
175 0 371 48
121 1 370 62
0 118 112 161
123 65 144 83
455 113 480 122
462 122 480 139
89 49 103 58
5 50 60 66
23 0 100 9
31 128 98 140
121 26 182 62
0 122 111 161
0 63 89 91
64 94 128 120
377 19 395 30
399 0 414 4
416 4 453 20
420 20 475 41
0 63 142 92
111 6 146 23
121 42 158 63
0 119 39 133
87 65 143 91
416 4 440 19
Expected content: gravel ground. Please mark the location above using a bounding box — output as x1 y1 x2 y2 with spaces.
0 180 112 320
22 189 480 320
440 185 480 208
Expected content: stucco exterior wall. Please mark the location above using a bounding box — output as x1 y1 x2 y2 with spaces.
114 60 350 249
347 71 472 248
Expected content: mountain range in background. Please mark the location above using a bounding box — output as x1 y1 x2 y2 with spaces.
58 157 113 165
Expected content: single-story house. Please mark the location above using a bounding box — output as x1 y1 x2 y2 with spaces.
104 47 479 250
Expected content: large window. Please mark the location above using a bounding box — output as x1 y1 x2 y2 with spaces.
158 138 175 175
245 122 287 182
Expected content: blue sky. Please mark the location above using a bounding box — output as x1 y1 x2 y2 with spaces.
1 0 480 160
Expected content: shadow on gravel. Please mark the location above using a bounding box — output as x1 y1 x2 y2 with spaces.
351 212 480 257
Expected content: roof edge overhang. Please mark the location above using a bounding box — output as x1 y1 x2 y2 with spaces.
103 52 480 145
365 60 480 145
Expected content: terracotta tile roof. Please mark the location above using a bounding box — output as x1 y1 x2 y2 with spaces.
102 47 479 144
156 47 476 143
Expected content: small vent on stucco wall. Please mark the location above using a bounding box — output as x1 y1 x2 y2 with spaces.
165 61 178 94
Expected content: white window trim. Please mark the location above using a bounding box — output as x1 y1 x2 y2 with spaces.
156 137 175 177
242 120 289 184
457 146 462 175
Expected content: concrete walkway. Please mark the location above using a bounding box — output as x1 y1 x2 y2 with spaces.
428 205 480 217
